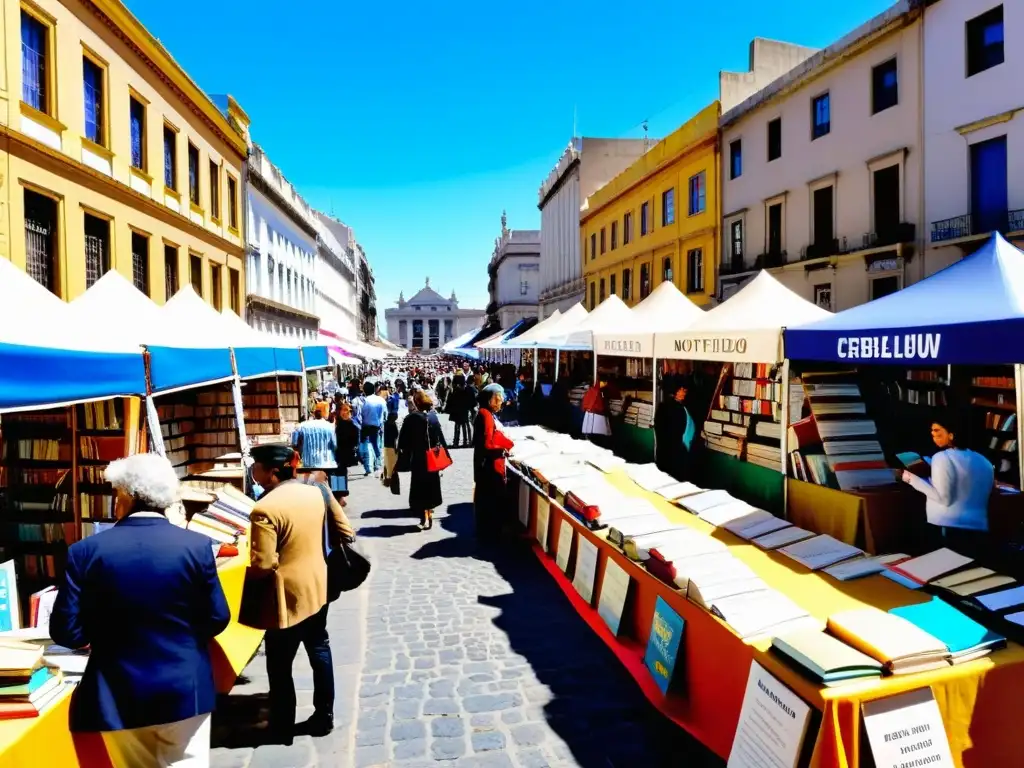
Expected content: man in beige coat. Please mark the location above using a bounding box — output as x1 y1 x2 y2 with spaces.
248 444 355 743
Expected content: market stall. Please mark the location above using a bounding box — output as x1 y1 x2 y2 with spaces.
593 283 704 462
784 232 1024 556
654 271 830 514
506 426 1024 768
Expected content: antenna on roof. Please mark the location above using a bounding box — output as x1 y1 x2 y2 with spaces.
642 119 649 151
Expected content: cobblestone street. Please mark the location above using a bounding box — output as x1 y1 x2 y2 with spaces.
210 416 723 768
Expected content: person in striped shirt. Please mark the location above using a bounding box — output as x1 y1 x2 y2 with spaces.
292 403 338 477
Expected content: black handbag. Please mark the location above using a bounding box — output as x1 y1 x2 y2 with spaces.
315 483 371 600
390 470 401 496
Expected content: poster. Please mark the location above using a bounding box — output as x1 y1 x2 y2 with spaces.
0 560 21 632
643 596 684 694
535 496 550 552
555 518 574 573
728 662 811 768
572 536 599 604
597 558 631 636
862 688 954 768
517 481 530 527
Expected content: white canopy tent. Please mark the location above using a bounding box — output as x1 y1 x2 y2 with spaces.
68 271 175 349
503 308 564 348
545 295 632 351
653 271 830 363
593 282 704 358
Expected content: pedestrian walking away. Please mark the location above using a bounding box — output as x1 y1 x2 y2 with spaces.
446 372 474 448
245 444 355 744
396 389 447 529
359 381 388 476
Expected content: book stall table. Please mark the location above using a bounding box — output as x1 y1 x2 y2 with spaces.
653 272 830 518
507 452 1024 768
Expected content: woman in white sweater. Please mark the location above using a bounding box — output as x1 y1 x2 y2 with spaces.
901 415 994 556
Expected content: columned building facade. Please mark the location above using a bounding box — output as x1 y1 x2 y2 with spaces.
537 138 650 319
245 144 319 340
486 212 540 329
385 279 485 351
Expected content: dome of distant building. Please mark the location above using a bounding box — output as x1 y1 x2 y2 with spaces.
384 277 485 350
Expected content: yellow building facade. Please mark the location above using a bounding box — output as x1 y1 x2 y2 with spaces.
581 102 721 310
0 0 248 309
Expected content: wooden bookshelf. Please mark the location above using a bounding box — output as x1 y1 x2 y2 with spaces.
240 377 301 442
968 366 1018 485
158 384 240 478
700 362 783 469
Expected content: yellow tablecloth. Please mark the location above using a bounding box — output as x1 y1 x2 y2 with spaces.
0 545 264 767
521 468 1024 767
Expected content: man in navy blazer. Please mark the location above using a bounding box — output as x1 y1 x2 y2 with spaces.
50 453 230 767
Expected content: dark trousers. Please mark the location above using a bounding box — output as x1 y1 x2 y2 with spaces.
452 422 472 447
474 477 504 545
265 604 334 734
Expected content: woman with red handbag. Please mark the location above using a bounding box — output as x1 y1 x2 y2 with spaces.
472 384 515 545
396 389 449 530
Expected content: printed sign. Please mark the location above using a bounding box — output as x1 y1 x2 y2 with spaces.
862 688 954 768
601 338 645 355
517 481 530 527
555 518 574 573
644 596 685 695
728 662 811 768
673 336 749 356
572 536 599 604
836 333 941 361
535 497 550 553
597 558 631 636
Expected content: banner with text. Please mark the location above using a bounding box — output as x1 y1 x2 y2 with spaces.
654 329 784 363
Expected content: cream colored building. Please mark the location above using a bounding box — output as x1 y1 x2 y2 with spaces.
719 2 924 311
924 0 1023 265
2 0 248 309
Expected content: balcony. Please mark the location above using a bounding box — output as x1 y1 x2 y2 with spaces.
931 211 1024 244
862 222 916 249
802 238 840 261
719 254 749 275
754 250 787 269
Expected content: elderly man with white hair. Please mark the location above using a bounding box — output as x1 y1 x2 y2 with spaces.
50 453 230 768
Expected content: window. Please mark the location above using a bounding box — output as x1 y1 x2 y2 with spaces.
874 164 901 240
590 232 597 260
131 231 149 295
662 256 673 282
623 212 632 245
640 202 650 235
188 143 200 205
813 186 835 248
190 253 202 296
229 267 240 314
600 228 606 254
412 319 423 347
520 279 529 296
209 161 220 220
609 273 617 296
210 263 222 310
971 135 1008 234
686 248 704 293
662 188 675 225
227 175 238 229
82 56 105 146
163 125 177 190
814 284 833 311
688 172 706 216
610 221 618 250
83 214 109 289
768 202 784 254
872 59 898 114
731 220 743 258
870 275 900 300
729 140 742 179
164 244 178 299
812 93 831 140
967 5 1004 77
23 190 58 295
129 96 146 170
21 10 49 113
599 278 606 302
428 319 439 349
639 263 651 299
589 280 596 309
443 319 453 341
622 268 631 300
767 118 782 161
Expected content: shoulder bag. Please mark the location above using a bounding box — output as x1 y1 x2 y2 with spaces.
315 483 371 600
425 413 453 473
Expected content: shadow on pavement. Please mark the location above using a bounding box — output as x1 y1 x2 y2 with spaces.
355 522 423 538
411 493 724 768
210 692 277 749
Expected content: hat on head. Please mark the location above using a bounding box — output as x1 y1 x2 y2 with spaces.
250 443 299 469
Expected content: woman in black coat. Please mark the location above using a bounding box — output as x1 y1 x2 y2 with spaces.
397 389 447 530
332 401 361 500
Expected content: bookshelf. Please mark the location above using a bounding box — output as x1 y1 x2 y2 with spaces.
240 377 301 444
597 357 655 430
969 366 1018 486
157 384 240 479
0 398 144 604
702 362 782 470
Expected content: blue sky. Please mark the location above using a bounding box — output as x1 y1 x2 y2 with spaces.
129 0 892 322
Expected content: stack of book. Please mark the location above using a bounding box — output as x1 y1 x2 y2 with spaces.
827 607 951 675
890 597 1006 664
0 640 63 719
771 629 883 687
185 485 254 544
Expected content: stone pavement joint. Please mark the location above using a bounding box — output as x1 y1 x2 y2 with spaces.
211 415 723 767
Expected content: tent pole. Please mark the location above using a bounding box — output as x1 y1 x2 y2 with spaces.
1016 364 1024 491
780 358 791 520
533 351 538 392
554 349 560 382
592 350 597 387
